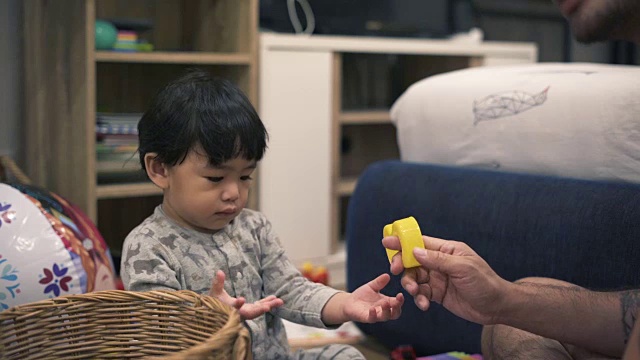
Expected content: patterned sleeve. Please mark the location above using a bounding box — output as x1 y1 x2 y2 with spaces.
120 230 182 292
257 214 341 328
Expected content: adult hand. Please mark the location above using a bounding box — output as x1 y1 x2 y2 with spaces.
209 270 284 320
342 273 404 323
382 236 510 325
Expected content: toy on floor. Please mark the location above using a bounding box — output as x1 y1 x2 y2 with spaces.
391 344 417 359
0 182 118 311
301 262 329 285
391 345 483 360
417 352 483 360
383 216 426 268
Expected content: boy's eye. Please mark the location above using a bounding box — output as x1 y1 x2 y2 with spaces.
241 176 253 181
206 177 223 183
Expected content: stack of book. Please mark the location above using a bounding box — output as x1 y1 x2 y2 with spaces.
113 30 153 52
96 113 143 183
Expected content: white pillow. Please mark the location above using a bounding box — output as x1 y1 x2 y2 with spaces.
391 63 640 182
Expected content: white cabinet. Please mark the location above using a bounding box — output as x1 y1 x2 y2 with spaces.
258 33 537 285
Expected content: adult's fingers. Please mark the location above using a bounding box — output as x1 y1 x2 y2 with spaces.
384 235 450 252
382 236 402 250
400 268 429 295
422 236 451 251
390 252 405 275
413 247 461 275
414 294 431 311
426 237 478 257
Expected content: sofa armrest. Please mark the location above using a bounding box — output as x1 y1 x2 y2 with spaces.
346 160 640 355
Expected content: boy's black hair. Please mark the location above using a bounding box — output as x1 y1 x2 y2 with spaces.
138 69 268 172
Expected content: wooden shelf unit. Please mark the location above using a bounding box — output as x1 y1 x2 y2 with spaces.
338 110 391 125
24 0 259 253
335 177 359 197
95 51 253 65
96 183 163 200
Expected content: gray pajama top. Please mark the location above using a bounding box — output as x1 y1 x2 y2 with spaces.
121 206 341 358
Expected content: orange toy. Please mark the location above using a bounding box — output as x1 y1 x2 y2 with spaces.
301 262 329 285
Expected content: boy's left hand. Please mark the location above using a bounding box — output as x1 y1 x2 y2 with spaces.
343 273 404 323
209 270 284 320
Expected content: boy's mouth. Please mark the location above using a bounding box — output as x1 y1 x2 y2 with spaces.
217 208 237 215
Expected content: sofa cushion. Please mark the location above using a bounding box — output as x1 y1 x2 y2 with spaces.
391 63 640 183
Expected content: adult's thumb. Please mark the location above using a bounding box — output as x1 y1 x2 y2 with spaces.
413 247 457 274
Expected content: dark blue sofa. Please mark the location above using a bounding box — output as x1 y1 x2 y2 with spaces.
346 160 640 356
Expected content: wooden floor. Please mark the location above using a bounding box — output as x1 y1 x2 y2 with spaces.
352 337 391 359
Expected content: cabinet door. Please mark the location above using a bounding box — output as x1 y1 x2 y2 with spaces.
259 49 333 262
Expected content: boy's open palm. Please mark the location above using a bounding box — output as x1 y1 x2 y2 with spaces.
209 270 284 320
343 273 404 323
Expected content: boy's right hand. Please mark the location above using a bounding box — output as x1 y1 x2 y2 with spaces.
209 270 284 320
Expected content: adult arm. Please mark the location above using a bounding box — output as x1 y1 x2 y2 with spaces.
499 277 637 357
382 235 640 357
623 314 640 359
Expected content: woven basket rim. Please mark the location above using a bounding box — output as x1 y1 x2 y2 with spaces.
0 289 251 360
0 289 226 309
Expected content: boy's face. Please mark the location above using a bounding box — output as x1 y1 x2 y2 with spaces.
161 149 256 233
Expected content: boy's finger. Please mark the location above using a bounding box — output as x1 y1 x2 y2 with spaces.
267 298 284 308
208 270 226 296
258 295 277 303
368 307 377 322
367 273 391 293
380 300 392 320
233 297 246 309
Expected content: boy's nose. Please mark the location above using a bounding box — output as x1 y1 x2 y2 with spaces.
222 182 240 201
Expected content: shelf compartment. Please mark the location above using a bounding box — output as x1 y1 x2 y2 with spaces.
97 62 250 113
95 51 252 65
341 53 472 110
96 0 254 53
97 183 162 199
98 195 163 255
335 177 358 196
339 110 391 125
340 123 400 178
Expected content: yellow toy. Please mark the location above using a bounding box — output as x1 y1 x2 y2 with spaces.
383 216 425 268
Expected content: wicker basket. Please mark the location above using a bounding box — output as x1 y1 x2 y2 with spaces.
0 290 251 360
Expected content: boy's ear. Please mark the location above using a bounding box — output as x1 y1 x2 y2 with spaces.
144 153 169 189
